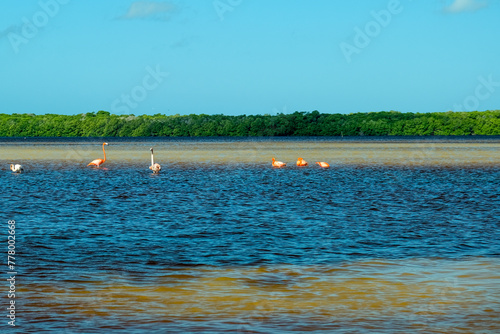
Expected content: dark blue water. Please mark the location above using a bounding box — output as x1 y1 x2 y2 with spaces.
10 164 500 267
1 138 499 333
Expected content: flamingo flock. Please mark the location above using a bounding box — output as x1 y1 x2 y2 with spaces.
8 143 331 173
84 142 163 173
273 157 330 168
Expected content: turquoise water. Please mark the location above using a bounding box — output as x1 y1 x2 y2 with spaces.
1 137 499 333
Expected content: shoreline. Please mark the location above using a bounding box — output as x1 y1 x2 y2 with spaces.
1 135 500 144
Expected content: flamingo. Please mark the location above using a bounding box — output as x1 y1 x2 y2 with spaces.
87 143 108 167
272 157 286 167
316 161 330 168
149 148 161 173
10 164 23 173
296 157 308 167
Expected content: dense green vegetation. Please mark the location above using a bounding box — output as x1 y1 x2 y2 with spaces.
0 110 499 137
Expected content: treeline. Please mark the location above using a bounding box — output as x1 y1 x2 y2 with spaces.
0 110 499 137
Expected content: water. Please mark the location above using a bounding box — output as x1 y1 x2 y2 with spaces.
1 137 499 333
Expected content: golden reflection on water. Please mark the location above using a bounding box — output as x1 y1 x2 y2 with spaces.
21 259 500 330
1 140 500 166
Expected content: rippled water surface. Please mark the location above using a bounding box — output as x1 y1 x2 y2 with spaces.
1 137 499 333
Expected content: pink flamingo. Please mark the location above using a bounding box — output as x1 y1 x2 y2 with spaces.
272 157 286 167
316 161 330 168
296 157 308 166
149 148 161 173
87 143 108 167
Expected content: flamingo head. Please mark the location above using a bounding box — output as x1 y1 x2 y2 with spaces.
103 142 108 146
10 164 14 170
150 147 153 152
272 157 276 162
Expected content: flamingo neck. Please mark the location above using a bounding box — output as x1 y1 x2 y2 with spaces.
102 144 106 162
151 152 154 166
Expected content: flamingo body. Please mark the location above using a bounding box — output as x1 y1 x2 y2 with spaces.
10 164 23 173
88 143 108 167
296 157 308 166
316 161 330 168
272 157 286 167
150 163 161 173
87 159 105 167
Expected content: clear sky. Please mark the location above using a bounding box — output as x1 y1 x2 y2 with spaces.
1 0 499 116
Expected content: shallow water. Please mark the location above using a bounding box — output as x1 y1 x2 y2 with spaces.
1 137 499 333
2 136 500 166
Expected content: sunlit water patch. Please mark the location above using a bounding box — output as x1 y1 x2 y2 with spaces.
18 259 500 333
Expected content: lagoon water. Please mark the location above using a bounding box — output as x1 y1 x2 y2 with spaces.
1 137 500 333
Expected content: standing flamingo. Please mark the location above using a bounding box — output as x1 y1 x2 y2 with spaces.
272 157 286 167
149 148 161 173
296 157 308 166
316 161 330 168
10 164 23 173
87 143 108 167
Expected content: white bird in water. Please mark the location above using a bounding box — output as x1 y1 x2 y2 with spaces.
10 164 23 173
149 148 161 174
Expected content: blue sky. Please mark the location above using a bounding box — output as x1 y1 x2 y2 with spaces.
1 0 499 116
